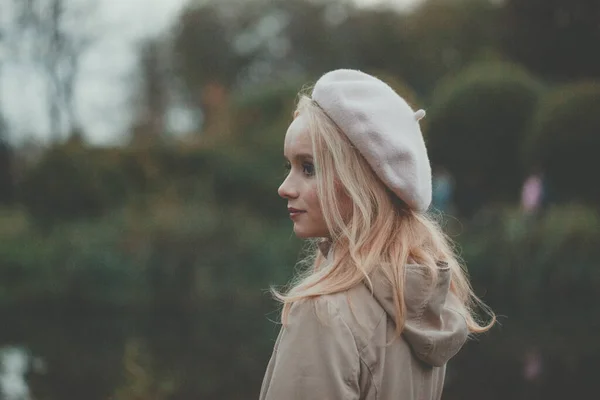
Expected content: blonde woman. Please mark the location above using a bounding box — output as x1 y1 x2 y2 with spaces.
260 69 494 400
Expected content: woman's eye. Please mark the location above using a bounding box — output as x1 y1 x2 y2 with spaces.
302 162 315 177
283 161 291 175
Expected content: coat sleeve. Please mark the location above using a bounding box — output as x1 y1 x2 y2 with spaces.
260 297 360 400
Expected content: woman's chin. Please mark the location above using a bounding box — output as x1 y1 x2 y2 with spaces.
293 223 317 239
293 224 326 239
293 226 311 239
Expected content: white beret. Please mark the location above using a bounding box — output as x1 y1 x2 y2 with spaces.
312 69 432 212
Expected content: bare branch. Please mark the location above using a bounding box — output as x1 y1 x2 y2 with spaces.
8 0 102 141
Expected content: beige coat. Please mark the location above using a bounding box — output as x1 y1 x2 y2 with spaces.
260 250 469 400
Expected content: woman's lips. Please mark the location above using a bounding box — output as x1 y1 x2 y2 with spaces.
288 208 306 219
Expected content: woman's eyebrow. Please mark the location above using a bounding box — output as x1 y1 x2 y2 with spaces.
295 153 313 161
283 153 313 161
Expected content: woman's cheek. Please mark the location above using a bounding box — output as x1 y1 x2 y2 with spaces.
306 182 320 210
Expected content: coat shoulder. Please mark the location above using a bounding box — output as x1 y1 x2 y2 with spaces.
322 284 388 350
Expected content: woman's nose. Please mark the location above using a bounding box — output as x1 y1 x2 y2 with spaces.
278 175 298 199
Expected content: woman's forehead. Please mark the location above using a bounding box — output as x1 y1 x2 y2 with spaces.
284 114 313 159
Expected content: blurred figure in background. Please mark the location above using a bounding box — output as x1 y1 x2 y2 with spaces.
522 348 544 400
431 165 454 214
521 168 545 215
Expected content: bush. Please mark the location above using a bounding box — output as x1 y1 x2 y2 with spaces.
426 62 543 214
17 146 130 227
462 205 600 356
0 193 299 310
0 212 145 309
452 205 600 399
524 81 600 204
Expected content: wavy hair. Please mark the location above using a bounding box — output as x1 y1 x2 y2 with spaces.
272 92 495 338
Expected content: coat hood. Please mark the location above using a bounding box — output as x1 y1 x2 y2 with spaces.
318 240 469 367
369 263 469 366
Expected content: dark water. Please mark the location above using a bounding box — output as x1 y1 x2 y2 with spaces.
1 311 136 400
0 310 596 400
0 309 274 400
0 305 277 400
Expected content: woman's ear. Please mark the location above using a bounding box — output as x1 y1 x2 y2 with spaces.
293 110 300 119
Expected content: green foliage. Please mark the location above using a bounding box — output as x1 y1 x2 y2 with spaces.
0 212 145 308
232 80 301 138
173 3 245 91
402 0 501 92
501 0 600 80
17 146 130 227
0 192 298 310
334 9 412 82
462 205 600 355
426 61 543 212
15 135 293 228
0 137 13 204
524 81 600 204
113 338 177 400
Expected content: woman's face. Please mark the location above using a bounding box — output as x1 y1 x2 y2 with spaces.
278 113 329 238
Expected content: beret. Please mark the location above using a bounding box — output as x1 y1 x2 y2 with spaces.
311 69 432 212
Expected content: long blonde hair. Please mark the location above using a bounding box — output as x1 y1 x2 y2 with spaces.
273 92 495 338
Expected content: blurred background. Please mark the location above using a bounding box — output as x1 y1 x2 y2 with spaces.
0 0 599 399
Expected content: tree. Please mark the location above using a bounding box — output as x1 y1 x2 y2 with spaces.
129 39 171 147
426 62 543 214
11 0 101 141
501 0 600 80
524 82 600 204
0 126 14 204
0 24 13 203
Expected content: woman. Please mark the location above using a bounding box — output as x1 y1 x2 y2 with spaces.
260 69 494 400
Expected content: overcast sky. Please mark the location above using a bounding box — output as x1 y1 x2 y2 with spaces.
0 0 422 146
